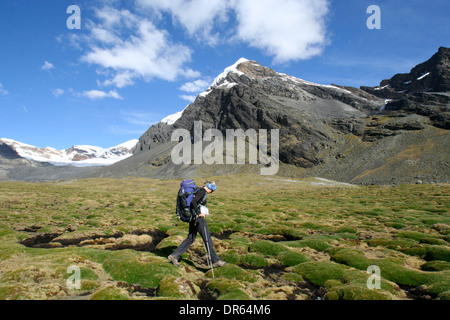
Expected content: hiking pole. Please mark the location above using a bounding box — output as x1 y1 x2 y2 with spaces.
203 224 215 279
203 240 214 279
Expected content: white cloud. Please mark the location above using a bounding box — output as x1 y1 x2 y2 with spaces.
182 69 202 79
95 6 138 30
0 83 8 95
138 0 330 63
70 0 330 92
41 61 55 70
102 71 135 88
232 0 330 63
179 78 211 102
79 8 195 88
179 79 211 93
91 27 121 45
79 90 123 100
52 88 65 98
179 94 197 103
137 0 229 45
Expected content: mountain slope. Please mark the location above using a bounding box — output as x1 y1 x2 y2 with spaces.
80 49 449 184
361 46 450 130
0 142 22 160
134 58 383 167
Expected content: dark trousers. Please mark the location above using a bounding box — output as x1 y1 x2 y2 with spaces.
172 217 220 263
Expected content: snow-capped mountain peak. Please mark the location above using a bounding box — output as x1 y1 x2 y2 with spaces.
159 59 252 126
210 57 249 88
0 138 138 167
160 105 189 125
199 58 249 98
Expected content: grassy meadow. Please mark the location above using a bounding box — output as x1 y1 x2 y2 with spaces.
0 175 449 300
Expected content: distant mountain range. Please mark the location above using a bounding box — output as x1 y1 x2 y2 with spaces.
0 138 138 167
2 47 449 184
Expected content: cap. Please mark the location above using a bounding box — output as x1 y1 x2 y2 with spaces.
206 183 217 191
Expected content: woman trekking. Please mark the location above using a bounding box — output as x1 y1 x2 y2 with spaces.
168 181 226 268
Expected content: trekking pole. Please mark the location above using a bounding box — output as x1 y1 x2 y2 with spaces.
203 224 215 279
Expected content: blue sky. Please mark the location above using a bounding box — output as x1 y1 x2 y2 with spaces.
0 0 448 149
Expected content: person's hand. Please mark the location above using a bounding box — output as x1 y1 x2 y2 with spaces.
198 213 206 218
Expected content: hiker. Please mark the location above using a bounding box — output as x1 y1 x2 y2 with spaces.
169 181 227 268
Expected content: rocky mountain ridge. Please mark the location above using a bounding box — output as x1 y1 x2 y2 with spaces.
4 48 449 184
107 48 447 185
363 47 450 97
361 46 449 130
133 57 385 170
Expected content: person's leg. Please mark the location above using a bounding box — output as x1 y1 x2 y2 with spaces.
171 220 198 261
197 218 220 263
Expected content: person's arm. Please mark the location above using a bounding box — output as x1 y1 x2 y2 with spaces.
190 188 206 216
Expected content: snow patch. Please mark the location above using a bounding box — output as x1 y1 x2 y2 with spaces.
264 177 356 187
114 139 139 150
417 72 430 80
161 105 190 125
280 74 353 95
161 111 183 125
374 84 390 91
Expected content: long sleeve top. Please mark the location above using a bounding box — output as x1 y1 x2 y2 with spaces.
190 187 207 216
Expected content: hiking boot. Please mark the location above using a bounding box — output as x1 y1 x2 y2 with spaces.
212 260 227 267
168 254 181 267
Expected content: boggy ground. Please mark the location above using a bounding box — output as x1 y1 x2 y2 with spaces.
0 175 449 300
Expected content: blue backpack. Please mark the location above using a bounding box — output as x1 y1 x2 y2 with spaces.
176 179 199 222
